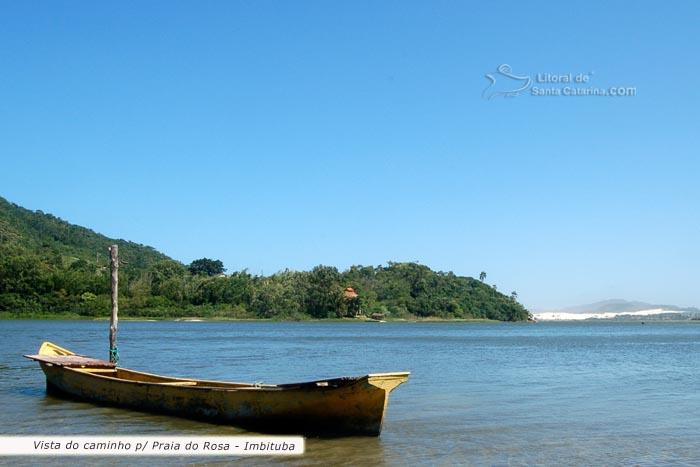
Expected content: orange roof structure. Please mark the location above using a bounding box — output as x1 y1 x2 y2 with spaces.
344 287 358 299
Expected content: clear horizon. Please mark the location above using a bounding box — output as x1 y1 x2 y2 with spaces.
1 2 698 310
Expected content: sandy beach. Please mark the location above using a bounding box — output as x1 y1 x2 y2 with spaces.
533 308 682 321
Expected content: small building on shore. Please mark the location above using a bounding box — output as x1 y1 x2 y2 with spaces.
343 287 358 299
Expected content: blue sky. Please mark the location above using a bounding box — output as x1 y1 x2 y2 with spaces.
1 1 698 310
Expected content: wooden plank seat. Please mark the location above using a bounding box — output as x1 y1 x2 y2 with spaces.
24 354 116 369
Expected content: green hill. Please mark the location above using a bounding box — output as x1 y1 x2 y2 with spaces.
0 196 170 268
0 195 171 313
0 196 530 321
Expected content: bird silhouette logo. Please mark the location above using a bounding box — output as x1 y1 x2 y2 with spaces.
482 64 532 99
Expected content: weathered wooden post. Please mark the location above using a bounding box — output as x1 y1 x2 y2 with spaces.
109 244 119 364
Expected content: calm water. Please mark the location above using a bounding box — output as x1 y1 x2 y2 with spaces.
2 320 700 466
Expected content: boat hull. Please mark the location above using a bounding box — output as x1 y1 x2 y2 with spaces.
27 342 409 437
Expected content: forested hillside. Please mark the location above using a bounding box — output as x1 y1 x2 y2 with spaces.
0 197 530 321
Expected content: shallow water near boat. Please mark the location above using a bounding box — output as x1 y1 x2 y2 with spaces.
3 320 700 466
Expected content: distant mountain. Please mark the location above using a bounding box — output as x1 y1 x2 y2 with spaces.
561 299 699 314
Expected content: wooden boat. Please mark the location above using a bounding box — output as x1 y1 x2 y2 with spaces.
25 342 409 437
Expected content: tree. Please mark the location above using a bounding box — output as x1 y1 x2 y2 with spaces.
479 271 487 282
188 258 225 276
305 265 342 318
511 291 518 301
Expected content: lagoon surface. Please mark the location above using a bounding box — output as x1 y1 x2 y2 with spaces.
2 320 700 466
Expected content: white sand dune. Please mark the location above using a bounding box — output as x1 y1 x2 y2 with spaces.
533 308 682 321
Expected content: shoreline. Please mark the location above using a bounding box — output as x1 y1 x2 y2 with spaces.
4 312 697 324
0 312 501 323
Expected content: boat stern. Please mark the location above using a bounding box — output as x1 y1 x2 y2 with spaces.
37 342 75 357
367 372 410 392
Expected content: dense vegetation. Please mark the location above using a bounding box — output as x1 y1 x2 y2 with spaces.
0 197 530 321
